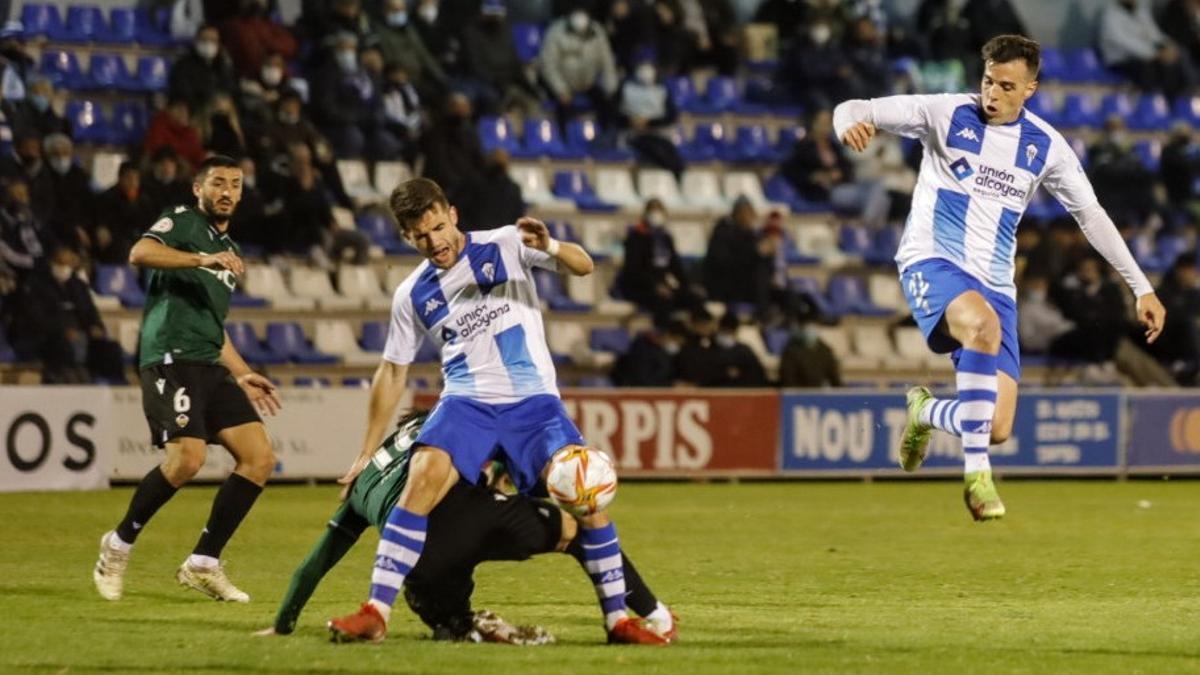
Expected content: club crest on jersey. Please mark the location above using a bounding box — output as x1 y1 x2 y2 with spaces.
481 261 496 282
1025 143 1038 166
423 297 444 316
175 413 189 428
150 218 173 233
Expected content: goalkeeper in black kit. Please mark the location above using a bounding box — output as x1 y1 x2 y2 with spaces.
260 411 677 644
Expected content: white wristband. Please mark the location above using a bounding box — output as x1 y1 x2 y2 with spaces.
545 238 561 257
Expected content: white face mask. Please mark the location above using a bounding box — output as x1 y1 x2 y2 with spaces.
388 10 408 26
261 65 283 86
662 341 680 355
569 10 589 32
196 40 219 60
646 210 665 227
49 156 71 174
715 334 737 349
336 50 358 72
635 63 656 85
419 4 438 23
810 24 832 46
51 263 73 284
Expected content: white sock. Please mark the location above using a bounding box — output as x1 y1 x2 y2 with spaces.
965 452 992 474
648 602 673 630
367 598 392 624
187 554 219 570
108 532 133 552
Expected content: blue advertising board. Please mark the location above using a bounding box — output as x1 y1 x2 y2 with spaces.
779 391 1122 473
1127 394 1200 471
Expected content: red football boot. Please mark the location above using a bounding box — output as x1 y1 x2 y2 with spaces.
327 603 387 644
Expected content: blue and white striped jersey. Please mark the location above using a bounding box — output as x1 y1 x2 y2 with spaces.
843 93 1098 298
383 225 560 404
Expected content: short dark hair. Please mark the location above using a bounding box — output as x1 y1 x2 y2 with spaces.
118 160 138 176
390 178 449 232
194 154 241 183
981 34 1040 77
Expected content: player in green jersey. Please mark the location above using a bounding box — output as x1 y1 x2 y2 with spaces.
256 410 675 644
93 155 282 604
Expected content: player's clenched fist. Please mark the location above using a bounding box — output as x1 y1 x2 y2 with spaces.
200 250 244 277
517 216 551 250
841 121 876 152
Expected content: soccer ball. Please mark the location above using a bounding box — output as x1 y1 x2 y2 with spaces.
545 446 617 517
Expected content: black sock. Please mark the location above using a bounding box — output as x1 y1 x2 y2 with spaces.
192 473 263 559
115 466 178 544
566 539 658 616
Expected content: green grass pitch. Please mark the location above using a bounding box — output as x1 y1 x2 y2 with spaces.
1 481 1197 674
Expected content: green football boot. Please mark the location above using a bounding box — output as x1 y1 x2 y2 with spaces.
963 470 1006 521
899 386 935 472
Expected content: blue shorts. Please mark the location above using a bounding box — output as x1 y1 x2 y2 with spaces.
415 394 585 495
899 258 1021 381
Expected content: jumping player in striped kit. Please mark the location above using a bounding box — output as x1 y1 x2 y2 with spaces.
325 178 669 644
833 35 1165 520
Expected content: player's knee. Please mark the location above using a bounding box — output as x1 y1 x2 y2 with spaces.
167 442 206 482
962 309 1001 351
245 444 276 482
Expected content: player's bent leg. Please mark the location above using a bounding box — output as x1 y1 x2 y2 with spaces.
900 385 935 472
175 424 273 602
328 446 460 643
990 372 1018 445
93 438 205 601
944 292 1004 521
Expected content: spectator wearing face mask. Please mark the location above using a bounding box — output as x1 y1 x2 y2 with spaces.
453 148 525 231
412 0 460 71
612 317 689 386
540 5 620 128
142 148 194 215
15 76 70 139
312 32 404 159
279 142 371 267
459 0 541 116
238 52 294 139
144 98 207 170
382 65 423 163
779 319 841 387
372 0 448 101
618 56 683 176
220 0 299 79
31 134 92 254
709 313 767 387
261 90 354 209
10 246 126 384
92 162 156 265
778 17 853 110
615 198 700 320
168 24 237 114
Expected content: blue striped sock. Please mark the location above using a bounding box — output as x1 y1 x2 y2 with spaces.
581 523 627 630
920 398 963 436
957 349 998 473
368 507 427 614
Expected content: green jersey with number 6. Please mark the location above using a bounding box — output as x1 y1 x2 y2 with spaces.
138 205 241 369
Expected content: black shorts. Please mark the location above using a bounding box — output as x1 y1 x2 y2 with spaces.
404 482 563 635
139 362 261 447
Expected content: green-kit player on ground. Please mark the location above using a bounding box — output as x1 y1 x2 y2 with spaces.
93 155 282 603
257 411 676 644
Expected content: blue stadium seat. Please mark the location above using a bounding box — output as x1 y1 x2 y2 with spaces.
837 224 871 257
94 265 145 307
511 22 543 64
563 118 632 161
66 100 110 144
1039 46 1067 82
701 76 739 114
551 170 617 212
1060 93 1102 129
589 327 630 354
1024 92 1059 125
477 115 519 153
827 275 890 317
534 268 591 311
545 220 579 243
342 377 371 388
294 377 332 387
1133 139 1161 171
1100 93 1135 121
229 291 268 308
516 118 580 160
668 76 702 114
133 55 169 92
788 276 832 317
54 5 107 42
227 322 287 365
774 126 804 160
730 125 772 163
267 322 339 364
356 212 408 254
20 3 62 37
1064 48 1121 85
1172 95 1200 126
360 321 388 352
101 7 138 44
764 328 789 355
39 50 85 89
110 102 148 145
87 52 134 90
864 226 902 266
1156 232 1191 268
681 122 727 162
1129 94 1171 131
133 7 172 46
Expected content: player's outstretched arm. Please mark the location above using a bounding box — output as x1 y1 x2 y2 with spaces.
833 95 937 152
340 360 410 485
220 331 282 416
129 237 245 275
518 216 594 276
